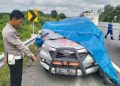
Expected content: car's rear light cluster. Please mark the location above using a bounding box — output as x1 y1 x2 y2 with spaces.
52 61 80 66
50 49 88 67
52 61 62 65
69 62 80 66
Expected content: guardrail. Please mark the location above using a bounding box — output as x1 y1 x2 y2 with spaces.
99 22 120 30
0 34 38 67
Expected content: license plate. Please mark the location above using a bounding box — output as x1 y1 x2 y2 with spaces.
56 68 76 75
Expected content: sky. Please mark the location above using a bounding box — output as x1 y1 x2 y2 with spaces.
0 0 120 17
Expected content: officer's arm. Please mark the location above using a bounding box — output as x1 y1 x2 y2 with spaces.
7 31 34 57
4 48 7 58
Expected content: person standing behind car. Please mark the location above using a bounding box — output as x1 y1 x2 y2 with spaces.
105 22 114 40
2 10 38 86
118 31 120 40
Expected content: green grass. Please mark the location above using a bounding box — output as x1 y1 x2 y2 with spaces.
0 65 10 86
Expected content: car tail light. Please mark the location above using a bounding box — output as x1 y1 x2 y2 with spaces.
52 61 80 67
69 62 80 66
52 61 62 65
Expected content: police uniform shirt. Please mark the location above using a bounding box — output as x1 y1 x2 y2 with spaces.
2 23 34 58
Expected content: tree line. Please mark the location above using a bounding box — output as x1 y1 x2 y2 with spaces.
99 4 120 22
37 10 66 19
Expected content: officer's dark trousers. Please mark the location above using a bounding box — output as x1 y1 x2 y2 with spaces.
8 59 23 86
107 30 113 35
105 29 113 39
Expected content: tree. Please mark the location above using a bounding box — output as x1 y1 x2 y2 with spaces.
99 4 115 22
114 5 120 22
58 13 66 19
98 9 102 14
82 11 91 14
39 11 44 16
51 10 58 18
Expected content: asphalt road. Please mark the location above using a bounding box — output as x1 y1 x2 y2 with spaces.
22 27 120 86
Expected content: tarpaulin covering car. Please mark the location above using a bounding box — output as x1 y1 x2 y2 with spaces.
41 17 120 85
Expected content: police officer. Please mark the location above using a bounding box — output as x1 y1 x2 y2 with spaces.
2 10 38 86
105 22 114 40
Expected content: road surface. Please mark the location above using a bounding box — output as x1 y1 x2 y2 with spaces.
22 27 120 86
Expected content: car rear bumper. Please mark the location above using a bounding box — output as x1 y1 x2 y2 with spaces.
40 61 99 76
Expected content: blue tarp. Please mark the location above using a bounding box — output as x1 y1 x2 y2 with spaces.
42 17 120 85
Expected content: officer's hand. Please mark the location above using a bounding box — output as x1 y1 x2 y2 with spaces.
3 58 7 64
31 56 38 62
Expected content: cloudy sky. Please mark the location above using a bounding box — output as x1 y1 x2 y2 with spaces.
0 0 120 16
